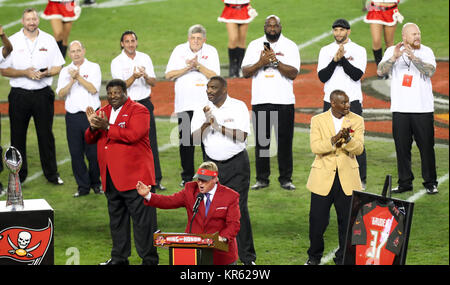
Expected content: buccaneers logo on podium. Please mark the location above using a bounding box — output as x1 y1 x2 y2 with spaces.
0 219 53 264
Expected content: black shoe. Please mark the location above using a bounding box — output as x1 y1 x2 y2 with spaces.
180 180 189 187
251 181 269 190
425 185 438 195
304 258 320 265
49 176 64 185
361 181 366 190
154 184 166 191
93 185 103 194
73 191 89 198
243 261 256 265
280 181 296 191
83 0 96 6
99 258 129 265
391 185 413 194
333 256 343 265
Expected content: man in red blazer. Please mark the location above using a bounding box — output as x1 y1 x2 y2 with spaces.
136 161 241 265
85 79 158 265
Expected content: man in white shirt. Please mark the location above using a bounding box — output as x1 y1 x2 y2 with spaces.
56 40 101 197
377 22 438 195
317 18 367 188
0 8 65 185
111 30 165 190
0 24 13 196
242 15 300 191
191 76 256 265
165 24 220 187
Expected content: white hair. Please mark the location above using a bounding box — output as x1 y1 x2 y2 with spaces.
188 24 206 38
69 40 85 49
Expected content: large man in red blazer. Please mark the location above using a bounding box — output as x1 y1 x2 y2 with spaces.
137 161 241 265
85 79 158 265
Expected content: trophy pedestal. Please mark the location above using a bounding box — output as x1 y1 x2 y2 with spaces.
0 199 54 265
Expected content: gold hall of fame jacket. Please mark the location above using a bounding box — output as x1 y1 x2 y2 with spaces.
306 110 365 196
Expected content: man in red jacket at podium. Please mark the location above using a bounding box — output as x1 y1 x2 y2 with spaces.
137 161 241 265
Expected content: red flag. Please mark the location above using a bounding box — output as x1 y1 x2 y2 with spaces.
0 219 53 264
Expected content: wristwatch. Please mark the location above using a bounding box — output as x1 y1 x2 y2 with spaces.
272 59 279 68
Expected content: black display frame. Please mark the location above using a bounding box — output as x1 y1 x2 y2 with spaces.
343 175 414 265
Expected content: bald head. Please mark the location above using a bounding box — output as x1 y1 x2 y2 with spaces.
402 23 421 49
68 40 86 65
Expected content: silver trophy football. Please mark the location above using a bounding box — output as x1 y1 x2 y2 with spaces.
4 146 24 211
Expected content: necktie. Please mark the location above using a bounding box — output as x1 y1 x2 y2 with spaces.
205 193 211 216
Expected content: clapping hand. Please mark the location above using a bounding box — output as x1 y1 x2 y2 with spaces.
133 66 146 78
186 55 199 70
393 42 404 59
86 107 109 130
403 44 416 60
136 181 151 197
333 44 346 62
203 106 213 123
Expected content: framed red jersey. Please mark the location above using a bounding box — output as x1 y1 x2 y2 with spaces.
343 176 414 265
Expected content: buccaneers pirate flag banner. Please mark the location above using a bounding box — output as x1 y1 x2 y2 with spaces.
0 218 53 264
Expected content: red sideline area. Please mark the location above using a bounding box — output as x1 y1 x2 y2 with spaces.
0 62 448 141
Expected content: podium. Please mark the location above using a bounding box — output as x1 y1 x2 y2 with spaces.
154 232 228 265
0 199 54 265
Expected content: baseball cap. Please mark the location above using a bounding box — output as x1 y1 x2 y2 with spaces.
194 168 218 181
265 14 280 24
332 18 350 29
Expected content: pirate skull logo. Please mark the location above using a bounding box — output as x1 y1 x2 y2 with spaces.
8 231 41 258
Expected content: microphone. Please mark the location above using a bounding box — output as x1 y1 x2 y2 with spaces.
192 192 204 214
190 192 204 233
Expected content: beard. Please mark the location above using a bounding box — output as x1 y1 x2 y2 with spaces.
411 41 421 49
265 31 281 42
334 35 348 44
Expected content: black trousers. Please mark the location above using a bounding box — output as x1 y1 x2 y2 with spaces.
104 169 159 264
307 172 352 264
392 112 437 189
8 86 59 183
137 97 162 184
206 150 256 263
65 112 100 194
252 104 295 184
323 100 367 183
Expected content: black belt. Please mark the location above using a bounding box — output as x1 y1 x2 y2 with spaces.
370 3 397 11
208 149 246 164
11 86 51 93
225 3 249 9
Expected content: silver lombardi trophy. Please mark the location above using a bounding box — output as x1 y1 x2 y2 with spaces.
4 146 24 211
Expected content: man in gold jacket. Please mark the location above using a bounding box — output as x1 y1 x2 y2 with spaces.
305 89 365 265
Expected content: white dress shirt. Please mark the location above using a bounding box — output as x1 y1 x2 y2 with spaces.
1 28 65 90
56 58 101 113
165 42 220 113
381 44 436 113
317 39 367 103
111 50 156 101
241 34 300 105
191 96 250 161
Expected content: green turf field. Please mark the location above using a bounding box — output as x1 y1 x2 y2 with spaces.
0 0 448 266
0 117 448 265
